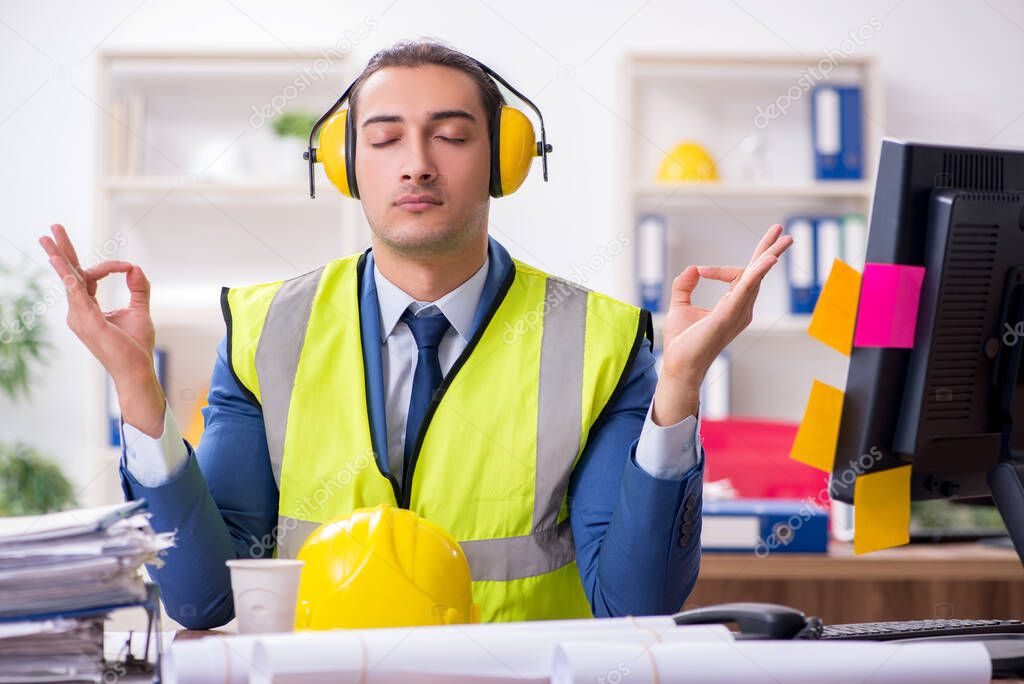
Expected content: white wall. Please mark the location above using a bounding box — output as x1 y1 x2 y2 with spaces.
2 0 1023 500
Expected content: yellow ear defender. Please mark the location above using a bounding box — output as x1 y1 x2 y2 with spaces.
302 55 552 199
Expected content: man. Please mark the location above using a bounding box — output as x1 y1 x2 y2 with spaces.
40 41 791 628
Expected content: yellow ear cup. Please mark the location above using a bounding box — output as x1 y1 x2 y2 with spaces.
317 109 355 197
493 106 538 197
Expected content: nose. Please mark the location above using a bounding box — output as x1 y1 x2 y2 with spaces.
400 136 440 186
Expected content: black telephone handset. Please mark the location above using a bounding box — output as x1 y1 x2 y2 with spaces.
673 602 821 639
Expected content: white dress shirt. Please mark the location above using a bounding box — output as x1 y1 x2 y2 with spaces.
123 257 702 486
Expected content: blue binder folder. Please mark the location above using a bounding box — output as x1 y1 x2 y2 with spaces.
811 85 863 180
702 499 829 554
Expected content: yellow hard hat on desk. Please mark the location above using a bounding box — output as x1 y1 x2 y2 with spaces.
294 504 480 630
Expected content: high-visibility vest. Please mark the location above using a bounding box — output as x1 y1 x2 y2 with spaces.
222 252 651 622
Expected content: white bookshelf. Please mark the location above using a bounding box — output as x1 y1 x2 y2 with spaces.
86 50 370 506
634 180 873 204
619 53 885 422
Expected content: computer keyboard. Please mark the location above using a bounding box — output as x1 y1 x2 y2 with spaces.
820 618 1024 640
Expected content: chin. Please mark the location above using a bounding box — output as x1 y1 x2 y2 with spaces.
377 222 465 255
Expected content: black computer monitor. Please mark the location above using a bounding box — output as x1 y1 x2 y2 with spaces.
830 139 1024 563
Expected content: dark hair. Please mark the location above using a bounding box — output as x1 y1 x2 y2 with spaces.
348 40 506 140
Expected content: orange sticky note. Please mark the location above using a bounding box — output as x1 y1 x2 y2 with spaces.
808 258 862 356
854 464 912 554
789 380 844 472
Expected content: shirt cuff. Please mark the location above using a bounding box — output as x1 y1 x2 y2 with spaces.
121 401 190 488
633 401 703 480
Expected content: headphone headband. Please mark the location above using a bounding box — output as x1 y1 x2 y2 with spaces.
303 53 551 199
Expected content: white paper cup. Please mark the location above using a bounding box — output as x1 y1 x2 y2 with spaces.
225 559 304 634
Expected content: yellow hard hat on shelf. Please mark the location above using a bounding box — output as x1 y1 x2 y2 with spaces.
657 141 719 184
294 504 480 630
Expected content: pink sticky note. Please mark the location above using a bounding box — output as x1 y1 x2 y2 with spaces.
853 263 926 349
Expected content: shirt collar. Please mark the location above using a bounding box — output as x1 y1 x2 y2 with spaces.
374 254 490 344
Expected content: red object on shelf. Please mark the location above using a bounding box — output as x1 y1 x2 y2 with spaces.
700 417 830 501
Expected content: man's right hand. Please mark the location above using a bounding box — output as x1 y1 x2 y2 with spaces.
40 224 166 438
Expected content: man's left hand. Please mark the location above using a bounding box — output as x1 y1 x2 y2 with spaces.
651 223 794 426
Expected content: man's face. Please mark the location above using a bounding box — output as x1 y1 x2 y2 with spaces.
354 64 492 257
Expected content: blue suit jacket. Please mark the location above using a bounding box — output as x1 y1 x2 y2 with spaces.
119 237 703 629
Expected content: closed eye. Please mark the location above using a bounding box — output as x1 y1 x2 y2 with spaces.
369 137 464 148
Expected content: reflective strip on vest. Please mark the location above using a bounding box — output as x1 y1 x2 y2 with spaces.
461 519 575 582
255 268 323 486
276 515 322 559
533 278 586 534
456 278 587 582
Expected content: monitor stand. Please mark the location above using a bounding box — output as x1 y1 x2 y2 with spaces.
988 266 1024 567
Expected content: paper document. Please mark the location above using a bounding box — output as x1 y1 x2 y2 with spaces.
0 502 172 619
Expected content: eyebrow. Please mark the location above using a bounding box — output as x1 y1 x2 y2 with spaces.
361 109 477 128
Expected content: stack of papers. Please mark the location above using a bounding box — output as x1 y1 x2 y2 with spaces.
0 500 174 682
0 500 173 618
0 617 105 683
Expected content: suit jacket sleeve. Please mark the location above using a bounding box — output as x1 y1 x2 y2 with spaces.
118 336 278 629
568 342 704 617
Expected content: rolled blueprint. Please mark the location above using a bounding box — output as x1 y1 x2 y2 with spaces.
551 639 992 684
164 617 731 684
250 623 730 684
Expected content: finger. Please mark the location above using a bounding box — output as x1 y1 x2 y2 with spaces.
669 265 700 307
764 234 794 259
84 261 132 279
47 253 89 305
125 264 151 309
696 266 744 284
50 224 82 270
733 253 780 302
747 224 784 268
39 235 63 260
83 260 133 297
50 254 108 338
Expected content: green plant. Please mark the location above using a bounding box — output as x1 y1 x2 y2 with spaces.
0 259 73 516
271 110 320 140
0 442 76 516
910 499 1006 531
0 260 49 400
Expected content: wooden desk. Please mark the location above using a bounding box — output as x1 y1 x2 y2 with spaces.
168 548 1022 683
689 541 1024 623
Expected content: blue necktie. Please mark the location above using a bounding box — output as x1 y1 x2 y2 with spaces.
401 308 452 473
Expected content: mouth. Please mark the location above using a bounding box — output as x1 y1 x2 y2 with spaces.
395 194 443 213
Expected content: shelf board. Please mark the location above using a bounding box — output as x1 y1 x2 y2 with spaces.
627 54 878 85
628 52 879 69
634 181 872 206
151 305 224 328
108 287 225 327
102 176 317 196
652 312 811 337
